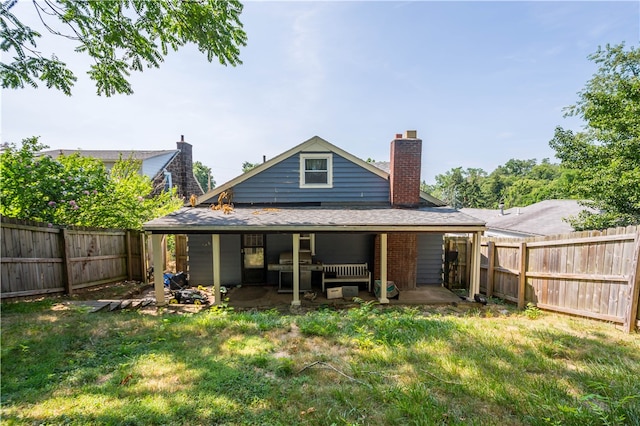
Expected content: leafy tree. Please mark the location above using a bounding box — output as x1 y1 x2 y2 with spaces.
420 180 435 194
1 0 247 96
496 158 537 177
193 161 214 192
479 173 507 208
0 137 182 229
549 43 640 230
429 158 576 209
430 167 488 208
242 161 260 173
0 137 70 221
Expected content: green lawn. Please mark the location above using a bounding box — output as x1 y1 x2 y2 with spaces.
1 299 639 425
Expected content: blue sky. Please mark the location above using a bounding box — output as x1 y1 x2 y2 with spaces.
1 1 638 185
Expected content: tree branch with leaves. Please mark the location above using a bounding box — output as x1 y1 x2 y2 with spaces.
0 138 183 229
550 43 640 230
1 0 247 96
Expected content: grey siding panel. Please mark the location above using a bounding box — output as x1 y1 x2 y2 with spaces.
142 152 175 179
266 234 293 285
228 154 389 204
220 234 242 284
417 233 444 284
266 234 292 264
315 234 373 264
187 234 211 285
187 234 241 286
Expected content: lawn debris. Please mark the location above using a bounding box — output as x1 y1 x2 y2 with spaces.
120 374 133 386
297 361 369 386
420 368 463 385
300 407 316 416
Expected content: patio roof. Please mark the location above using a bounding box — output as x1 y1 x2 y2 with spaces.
143 206 486 234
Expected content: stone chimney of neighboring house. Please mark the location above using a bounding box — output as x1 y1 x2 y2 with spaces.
390 130 422 208
166 135 204 201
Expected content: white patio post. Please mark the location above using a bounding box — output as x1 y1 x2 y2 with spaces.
470 231 481 299
212 234 221 305
152 233 165 305
379 233 389 304
292 233 301 306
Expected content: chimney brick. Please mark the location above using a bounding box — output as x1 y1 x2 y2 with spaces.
390 132 422 208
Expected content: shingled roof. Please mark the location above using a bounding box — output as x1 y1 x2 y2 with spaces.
144 206 485 234
461 199 594 237
39 149 178 162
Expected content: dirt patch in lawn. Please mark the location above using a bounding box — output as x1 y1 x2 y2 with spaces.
68 281 152 301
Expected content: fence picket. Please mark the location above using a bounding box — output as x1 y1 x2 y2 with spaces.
1 217 145 298
452 225 640 332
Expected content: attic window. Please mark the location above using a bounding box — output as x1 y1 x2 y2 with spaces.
300 153 332 188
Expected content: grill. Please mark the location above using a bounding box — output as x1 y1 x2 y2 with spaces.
279 251 312 266
268 251 322 292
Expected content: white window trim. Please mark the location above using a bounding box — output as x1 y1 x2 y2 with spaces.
299 153 333 188
300 233 315 255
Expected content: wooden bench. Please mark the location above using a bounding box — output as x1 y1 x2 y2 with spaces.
322 263 371 292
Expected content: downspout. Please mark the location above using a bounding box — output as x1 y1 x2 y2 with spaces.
163 169 172 191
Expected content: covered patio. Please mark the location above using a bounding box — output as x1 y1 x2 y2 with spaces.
143 205 486 307
213 283 465 309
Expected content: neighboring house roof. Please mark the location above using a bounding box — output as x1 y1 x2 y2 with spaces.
461 199 592 238
39 149 179 179
144 206 485 234
197 136 446 207
371 161 390 173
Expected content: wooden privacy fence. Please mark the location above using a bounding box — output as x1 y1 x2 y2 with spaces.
1 217 147 299
480 226 640 332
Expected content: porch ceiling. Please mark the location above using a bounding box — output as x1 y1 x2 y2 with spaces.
143 206 486 234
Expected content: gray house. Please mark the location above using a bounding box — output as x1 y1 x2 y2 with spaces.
40 135 203 201
462 200 593 238
144 131 485 306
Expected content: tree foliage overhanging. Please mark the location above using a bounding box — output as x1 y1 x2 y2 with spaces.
0 137 183 229
549 43 640 230
1 0 247 96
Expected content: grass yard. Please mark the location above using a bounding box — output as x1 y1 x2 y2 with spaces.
1 298 639 425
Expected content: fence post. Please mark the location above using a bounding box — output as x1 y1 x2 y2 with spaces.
60 228 73 294
126 230 133 281
623 231 640 333
141 232 148 283
518 241 527 309
465 237 472 286
487 241 495 298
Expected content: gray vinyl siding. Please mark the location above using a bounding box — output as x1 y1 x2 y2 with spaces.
141 152 176 179
417 233 444 284
227 153 389 204
187 234 241 285
265 234 294 285
315 234 373 264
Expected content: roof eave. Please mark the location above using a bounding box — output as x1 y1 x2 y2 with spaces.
144 224 487 234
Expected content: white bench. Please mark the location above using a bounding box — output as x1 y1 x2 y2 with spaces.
322 263 371 292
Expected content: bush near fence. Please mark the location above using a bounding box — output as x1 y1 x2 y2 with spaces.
1 216 146 299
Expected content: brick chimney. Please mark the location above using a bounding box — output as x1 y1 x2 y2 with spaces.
390 130 421 208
